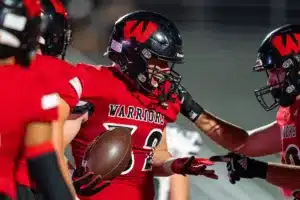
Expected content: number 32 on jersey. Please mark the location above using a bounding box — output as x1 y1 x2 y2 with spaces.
103 122 163 174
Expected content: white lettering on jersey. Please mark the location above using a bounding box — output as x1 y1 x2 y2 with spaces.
41 93 59 110
281 124 296 139
69 77 82 98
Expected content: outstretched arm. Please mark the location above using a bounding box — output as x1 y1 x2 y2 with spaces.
179 85 281 156
211 153 300 191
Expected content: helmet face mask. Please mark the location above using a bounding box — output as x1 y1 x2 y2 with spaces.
107 11 184 103
254 64 287 111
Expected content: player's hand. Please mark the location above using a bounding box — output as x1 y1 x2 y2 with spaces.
72 166 110 196
210 152 268 184
171 156 218 179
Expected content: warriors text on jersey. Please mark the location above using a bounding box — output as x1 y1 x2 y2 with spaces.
71 63 181 200
0 65 58 199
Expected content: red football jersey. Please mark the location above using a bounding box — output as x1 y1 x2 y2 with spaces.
16 54 82 187
0 65 58 199
277 100 300 197
71 64 181 200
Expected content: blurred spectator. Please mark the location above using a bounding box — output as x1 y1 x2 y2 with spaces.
66 0 136 58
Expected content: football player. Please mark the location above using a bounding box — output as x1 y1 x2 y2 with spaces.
0 0 72 200
15 0 82 199
65 11 219 200
68 10 295 200
209 24 300 200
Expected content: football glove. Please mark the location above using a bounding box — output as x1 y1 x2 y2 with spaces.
72 166 110 196
72 101 94 117
177 85 204 122
171 156 218 179
210 152 268 184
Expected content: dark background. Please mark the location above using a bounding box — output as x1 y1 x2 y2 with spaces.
64 0 300 199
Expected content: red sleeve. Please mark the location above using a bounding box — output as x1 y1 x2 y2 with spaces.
58 66 81 107
35 55 81 108
27 84 59 122
75 63 112 99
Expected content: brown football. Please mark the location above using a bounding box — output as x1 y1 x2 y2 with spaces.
83 127 132 180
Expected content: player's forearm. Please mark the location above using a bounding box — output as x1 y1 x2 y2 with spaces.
52 121 77 198
152 150 174 176
63 115 86 148
235 121 281 157
179 86 248 151
266 162 300 191
169 174 189 200
194 111 248 151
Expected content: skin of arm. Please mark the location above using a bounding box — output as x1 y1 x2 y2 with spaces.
50 98 77 198
152 128 174 176
265 162 300 191
194 113 281 156
168 174 189 200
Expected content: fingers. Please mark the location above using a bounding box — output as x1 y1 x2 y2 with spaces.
203 169 218 180
93 181 111 194
228 171 240 184
197 158 215 166
209 155 232 163
204 172 219 180
183 156 195 167
181 156 195 174
73 172 94 183
81 175 103 190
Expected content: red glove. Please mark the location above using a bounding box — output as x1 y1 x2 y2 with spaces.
171 156 218 179
72 167 110 196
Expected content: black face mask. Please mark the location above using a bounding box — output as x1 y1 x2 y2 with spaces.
254 57 300 111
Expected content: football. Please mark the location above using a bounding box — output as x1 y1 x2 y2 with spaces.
83 127 132 180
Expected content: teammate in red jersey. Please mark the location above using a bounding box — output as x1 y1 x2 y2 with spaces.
15 1 81 199
0 0 73 200
208 24 300 200
64 11 220 200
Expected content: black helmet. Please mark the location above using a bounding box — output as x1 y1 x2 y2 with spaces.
0 0 42 66
40 0 71 59
106 10 184 102
254 24 300 111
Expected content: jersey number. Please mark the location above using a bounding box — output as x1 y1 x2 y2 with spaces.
284 144 300 165
103 123 163 174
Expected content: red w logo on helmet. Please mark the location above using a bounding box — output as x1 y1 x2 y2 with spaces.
123 20 158 43
272 34 300 56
